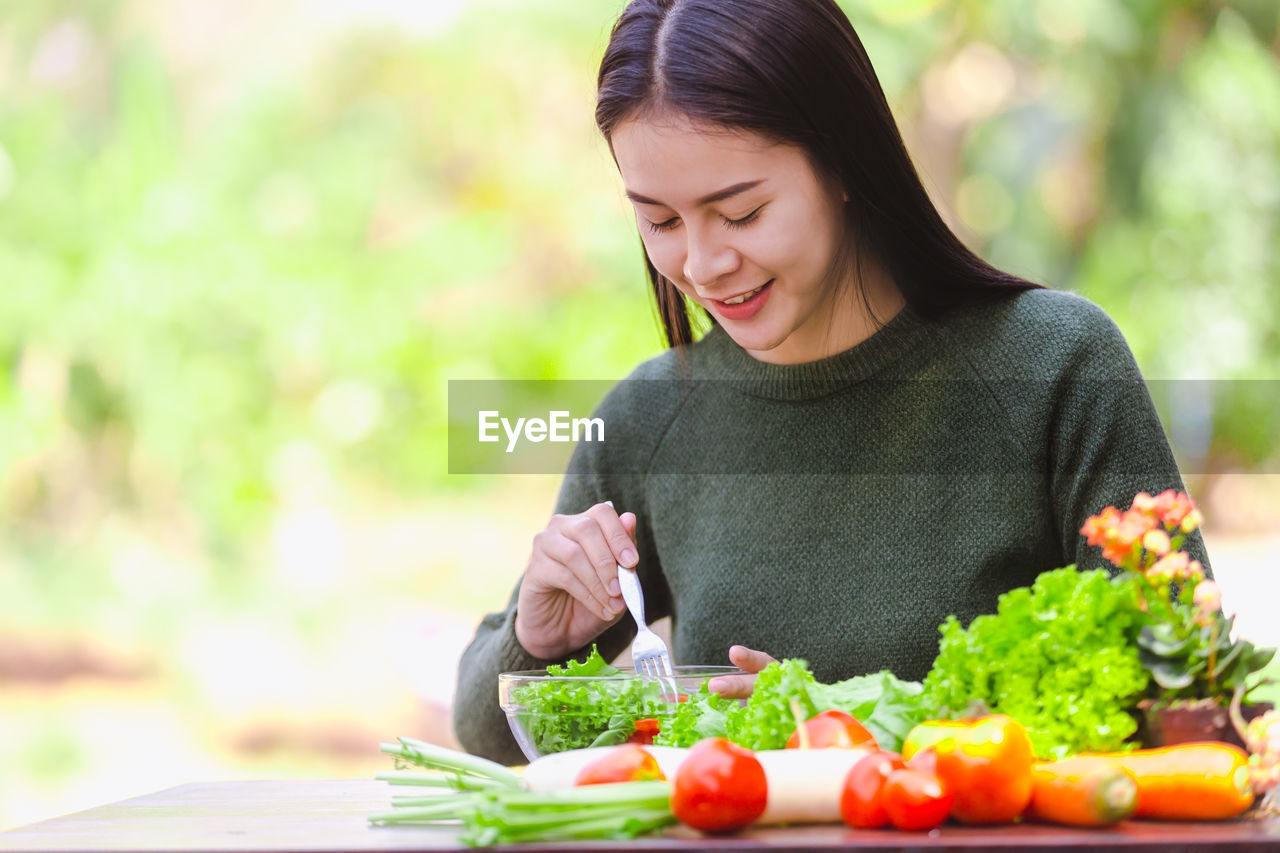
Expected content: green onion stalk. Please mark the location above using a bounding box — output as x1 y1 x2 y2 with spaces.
369 736 676 846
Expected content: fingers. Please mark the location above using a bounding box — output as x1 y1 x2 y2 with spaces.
728 644 778 674
619 510 637 539
562 513 627 614
528 503 639 623
532 527 617 621
708 672 757 699
707 646 778 699
596 502 639 567
582 503 639 607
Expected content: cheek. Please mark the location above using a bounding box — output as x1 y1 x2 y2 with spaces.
746 231 794 272
749 208 833 279
641 234 687 283
779 200 844 281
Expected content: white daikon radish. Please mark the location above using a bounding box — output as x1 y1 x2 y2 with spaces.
522 743 874 825
753 747 873 824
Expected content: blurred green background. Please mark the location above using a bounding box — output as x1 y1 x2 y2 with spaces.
2 0 1279 831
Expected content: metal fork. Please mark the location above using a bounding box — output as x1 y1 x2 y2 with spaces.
616 563 678 699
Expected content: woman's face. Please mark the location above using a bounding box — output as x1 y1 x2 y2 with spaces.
611 115 867 364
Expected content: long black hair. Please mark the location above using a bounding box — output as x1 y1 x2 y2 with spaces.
596 0 1041 349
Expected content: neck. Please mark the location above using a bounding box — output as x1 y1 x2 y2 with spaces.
747 256 905 365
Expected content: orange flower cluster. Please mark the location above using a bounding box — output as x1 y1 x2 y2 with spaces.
1080 490 1204 582
1085 490 1274 709
1192 580 1222 628
1245 710 1280 803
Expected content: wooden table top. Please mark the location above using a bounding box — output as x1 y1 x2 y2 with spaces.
1 780 1277 853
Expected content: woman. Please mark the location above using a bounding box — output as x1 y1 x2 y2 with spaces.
453 0 1207 764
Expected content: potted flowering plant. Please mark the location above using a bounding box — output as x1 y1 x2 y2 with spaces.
1081 490 1276 747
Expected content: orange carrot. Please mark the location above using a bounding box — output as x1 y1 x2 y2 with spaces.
1026 756 1137 827
1083 742 1254 821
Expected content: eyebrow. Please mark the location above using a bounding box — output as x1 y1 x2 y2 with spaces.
624 179 766 208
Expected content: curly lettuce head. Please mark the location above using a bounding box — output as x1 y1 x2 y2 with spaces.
923 566 1149 759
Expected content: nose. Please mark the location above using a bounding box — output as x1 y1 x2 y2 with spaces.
682 225 740 292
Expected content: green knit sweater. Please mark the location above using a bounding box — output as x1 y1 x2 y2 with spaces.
452 289 1208 764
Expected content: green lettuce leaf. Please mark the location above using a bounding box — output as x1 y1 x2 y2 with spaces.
653 683 734 747
725 659 822 750
815 670 928 753
717 660 928 752
510 646 664 753
921 566 1150 759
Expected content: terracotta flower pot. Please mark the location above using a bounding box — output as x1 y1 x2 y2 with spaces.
1140 697 1274 749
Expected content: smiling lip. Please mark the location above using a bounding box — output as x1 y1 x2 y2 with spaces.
711 280 774 321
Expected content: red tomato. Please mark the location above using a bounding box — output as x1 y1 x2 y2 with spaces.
627 718 661 745
786 709 878 750
882 768 954 831
574 744 665 786
840 750 906 828
671 738 767 833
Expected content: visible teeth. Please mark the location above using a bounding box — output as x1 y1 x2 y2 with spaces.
724 285 764 305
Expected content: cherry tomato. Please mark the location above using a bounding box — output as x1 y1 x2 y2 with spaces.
574 744 665 786
882 768 954 831
840 750 906 828
786 709 878 750
671 738 767 833
627 718 661 745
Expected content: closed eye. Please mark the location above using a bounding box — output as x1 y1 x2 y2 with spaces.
643 205 764 235
723 206 764 230
644 217 680 234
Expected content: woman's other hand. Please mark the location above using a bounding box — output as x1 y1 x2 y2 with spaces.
708 645 778 699
514 503 637 660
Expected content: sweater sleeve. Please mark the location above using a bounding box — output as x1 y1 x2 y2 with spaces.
450 372 676 764
1044 301 1211 575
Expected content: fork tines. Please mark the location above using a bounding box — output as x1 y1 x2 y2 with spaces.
636 652 677 702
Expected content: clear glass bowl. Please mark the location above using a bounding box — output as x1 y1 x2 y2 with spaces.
499 665 745 761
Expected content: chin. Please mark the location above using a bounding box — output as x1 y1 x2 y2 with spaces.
723 326 786 354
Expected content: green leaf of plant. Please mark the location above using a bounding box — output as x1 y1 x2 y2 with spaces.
1249 646 1277 672
1147 658 1196 689
1146 622 1180 643
587 715 634 748
1213 641 1246 674
1138 626 1193 656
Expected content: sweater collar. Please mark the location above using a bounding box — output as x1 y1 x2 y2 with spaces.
692 305 934 399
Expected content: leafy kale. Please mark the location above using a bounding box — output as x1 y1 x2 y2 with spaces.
921 566 1150 760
